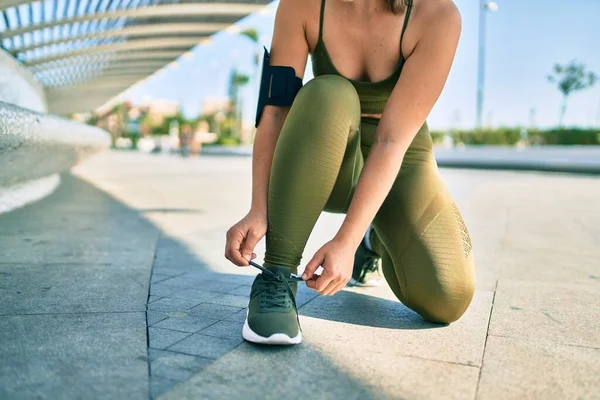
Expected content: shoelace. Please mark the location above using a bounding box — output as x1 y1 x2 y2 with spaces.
249 260 302 330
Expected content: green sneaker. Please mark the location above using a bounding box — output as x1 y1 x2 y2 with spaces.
349 233 382 287
243 262 302 345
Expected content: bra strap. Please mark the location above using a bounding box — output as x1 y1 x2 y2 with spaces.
318 0 326 40
399 0 413 55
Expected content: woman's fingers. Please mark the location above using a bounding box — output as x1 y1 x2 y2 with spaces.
241 229 262 262
320 277 340 296
302 251 324 281
225 227 248 266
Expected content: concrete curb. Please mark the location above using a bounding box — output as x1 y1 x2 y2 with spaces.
200 145 600 175
434 159 600 175
0 101 110 189
0 102 110 213
0 174 60 214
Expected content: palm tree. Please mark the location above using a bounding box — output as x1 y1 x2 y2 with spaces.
228 69 251 139
240 28 260 71
547 60 597 128
239 28 262 142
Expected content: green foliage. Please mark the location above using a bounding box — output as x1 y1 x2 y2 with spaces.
547 60 597 127
215 136 241 146
430 128 600 146
547 61 597 97
240 28 259 43
536 128 600 145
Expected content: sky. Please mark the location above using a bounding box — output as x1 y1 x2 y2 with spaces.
122 0 600 130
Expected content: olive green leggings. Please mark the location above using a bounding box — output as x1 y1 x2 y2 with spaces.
264 75 475 323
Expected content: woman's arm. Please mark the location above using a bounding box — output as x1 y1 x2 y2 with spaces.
250 0 310 217
335 1 462 247
225 0 309 266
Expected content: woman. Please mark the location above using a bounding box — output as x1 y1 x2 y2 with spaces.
225 0 475 345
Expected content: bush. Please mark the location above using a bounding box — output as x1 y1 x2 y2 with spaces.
533 128 600 145
430 127 600 146
215 136 241 146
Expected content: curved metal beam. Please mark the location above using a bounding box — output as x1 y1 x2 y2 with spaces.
2 3 266 39
35 60 172 78
14 22 229 53
24 38 201 65
45 68 164 87
0 0 32 12
30 50 183 70
44 68 163 86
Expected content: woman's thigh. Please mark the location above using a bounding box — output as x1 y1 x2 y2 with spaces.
340 121 475 323
373 154 475 323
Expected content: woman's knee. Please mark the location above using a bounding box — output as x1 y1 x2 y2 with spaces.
294 75 360 117
417 290 474 324
409 273 475 324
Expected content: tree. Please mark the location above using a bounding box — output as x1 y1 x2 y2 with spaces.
239 28 262 144
240 28 260 67
227 69 250 139
547 60 597 127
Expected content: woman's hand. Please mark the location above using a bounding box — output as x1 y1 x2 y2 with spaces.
301 238 357 296
225 210 267 266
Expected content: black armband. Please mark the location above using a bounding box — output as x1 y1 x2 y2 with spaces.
255 47 303 128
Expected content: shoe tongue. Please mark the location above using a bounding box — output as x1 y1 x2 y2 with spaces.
266 266 292 276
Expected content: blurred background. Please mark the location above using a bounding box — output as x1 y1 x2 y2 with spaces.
2 0 596 154
82 0 600 151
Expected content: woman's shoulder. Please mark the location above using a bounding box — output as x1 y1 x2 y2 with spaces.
412 0 460 25
276 0 320 20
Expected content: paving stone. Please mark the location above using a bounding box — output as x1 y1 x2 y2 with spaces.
204 293 249 308
188 303 242 320
167 333 243 359
0 263 148 314
149 283 180 298
197 280 241 294
200 320 244 341
227 285 252 297
477 335 600 399
147 297 203 313
148 327 191 350
164 288 216 303
489 279 600 348
147 311 170 326
224 309 248 323
150 351 213 381
212 273 255 285
0 312 148 399
152 314 218 333
148 296 162 304
296 291 319 308
151 274 171 284
150 376 179 400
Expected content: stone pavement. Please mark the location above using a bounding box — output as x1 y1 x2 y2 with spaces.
0 151 598 399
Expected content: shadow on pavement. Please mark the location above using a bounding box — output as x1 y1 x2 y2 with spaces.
300 289 443 330
0 173 439 400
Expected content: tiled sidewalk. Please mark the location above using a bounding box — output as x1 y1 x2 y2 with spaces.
1 151 598 400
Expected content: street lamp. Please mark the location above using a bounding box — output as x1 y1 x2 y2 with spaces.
476 1 498 130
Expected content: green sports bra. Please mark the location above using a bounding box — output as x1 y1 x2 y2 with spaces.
310 0 413 115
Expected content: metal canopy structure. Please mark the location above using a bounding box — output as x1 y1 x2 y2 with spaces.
0 0 270 115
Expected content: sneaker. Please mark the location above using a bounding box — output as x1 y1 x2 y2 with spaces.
243 263 302 345
348 234 382 287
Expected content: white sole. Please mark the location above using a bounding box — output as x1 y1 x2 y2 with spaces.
242 311 302 345
348 277 381 287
